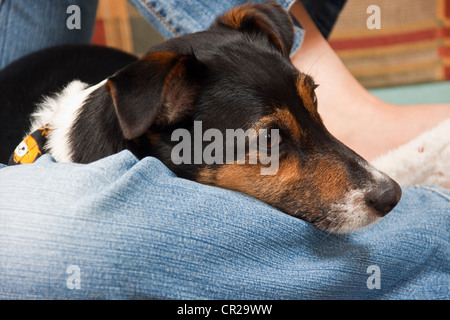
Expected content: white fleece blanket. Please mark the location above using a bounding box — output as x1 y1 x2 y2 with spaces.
371 118 450 189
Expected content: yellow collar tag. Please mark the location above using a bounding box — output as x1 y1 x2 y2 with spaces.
9 124 51 165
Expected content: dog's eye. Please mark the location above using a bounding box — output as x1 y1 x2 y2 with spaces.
312 92 318 110
259 129 282 150
312 84 319 110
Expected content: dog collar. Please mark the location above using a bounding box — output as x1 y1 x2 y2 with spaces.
8 124 51 165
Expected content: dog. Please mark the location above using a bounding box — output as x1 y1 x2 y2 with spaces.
0 2 401 233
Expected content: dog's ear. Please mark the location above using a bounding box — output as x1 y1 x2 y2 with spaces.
106 51 204 140
211 1 294 57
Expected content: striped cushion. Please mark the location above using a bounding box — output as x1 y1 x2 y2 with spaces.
328 0 450 88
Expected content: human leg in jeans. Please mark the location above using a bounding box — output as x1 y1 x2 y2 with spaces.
0 0 98 69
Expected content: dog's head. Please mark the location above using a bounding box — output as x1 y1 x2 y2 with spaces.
105 1 401 233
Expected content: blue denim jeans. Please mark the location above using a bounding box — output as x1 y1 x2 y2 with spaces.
0 151 448 299
0 0 98 69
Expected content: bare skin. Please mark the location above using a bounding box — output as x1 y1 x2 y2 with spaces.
289 1 450 161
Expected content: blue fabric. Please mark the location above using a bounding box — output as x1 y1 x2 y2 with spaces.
0 151 448 299
0 0 98 69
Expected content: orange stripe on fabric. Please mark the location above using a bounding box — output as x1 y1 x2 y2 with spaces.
445 66 450 79
446 0 450 18
92 20 106 45
348 59 440 77
439 46 450 57
329 28 441 50
444 26 450 37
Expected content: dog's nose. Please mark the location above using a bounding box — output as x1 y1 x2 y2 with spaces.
365 179 402 216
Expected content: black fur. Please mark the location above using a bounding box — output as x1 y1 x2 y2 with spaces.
69 86 130 163
0 44 137 164
65 2 297 176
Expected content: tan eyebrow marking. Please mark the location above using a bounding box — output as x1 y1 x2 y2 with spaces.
219 4 285 55
296 73 320 121
255 108 304 142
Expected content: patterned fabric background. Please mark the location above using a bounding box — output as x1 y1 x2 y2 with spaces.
329 0 450 88
92 0 450 88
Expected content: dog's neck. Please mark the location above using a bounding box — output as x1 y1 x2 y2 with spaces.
30 79 130 163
